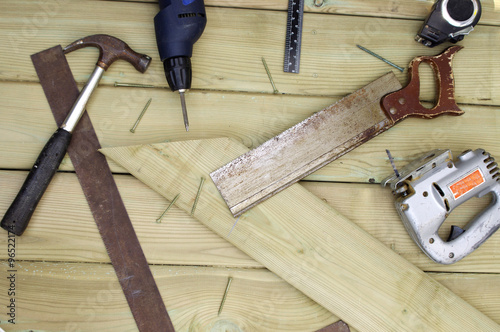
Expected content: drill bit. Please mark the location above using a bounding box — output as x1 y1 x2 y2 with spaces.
179 89 189 131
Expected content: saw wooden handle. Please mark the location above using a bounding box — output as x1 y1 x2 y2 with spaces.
382 46 464 122
1 128 72 235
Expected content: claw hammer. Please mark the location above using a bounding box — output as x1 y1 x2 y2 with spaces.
1 34 152 236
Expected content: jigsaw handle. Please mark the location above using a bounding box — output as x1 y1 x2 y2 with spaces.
418 184 500 265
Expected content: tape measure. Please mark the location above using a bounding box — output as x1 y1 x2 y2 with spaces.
283 0 304 73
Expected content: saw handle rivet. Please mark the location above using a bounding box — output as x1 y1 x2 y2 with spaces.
390 107 397 115
398 98 406 105
449 252 455 258
429 238 435 244
423 191 428 197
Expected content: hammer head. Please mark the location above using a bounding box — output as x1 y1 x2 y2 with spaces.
63 34 151 72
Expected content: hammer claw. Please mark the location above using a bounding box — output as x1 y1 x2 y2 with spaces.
63 34 151 72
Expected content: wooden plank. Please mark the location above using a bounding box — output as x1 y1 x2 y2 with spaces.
301 181 500 273
433 272 500 325
0 262 340 331
99 138 500 331
1 170 499 273
0 170 257 268
2 82 499 185
210 73 401 217
0 82 335 173
114 0 500 26
0 1 499 104
0 260 498 330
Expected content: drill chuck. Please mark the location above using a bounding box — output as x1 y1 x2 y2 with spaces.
163 56 192 91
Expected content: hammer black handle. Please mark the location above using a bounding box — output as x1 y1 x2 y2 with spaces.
1 128 72 235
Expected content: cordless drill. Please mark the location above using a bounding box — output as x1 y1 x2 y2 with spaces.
154 0 207 131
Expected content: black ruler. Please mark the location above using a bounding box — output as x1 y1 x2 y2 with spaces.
283 0 305 73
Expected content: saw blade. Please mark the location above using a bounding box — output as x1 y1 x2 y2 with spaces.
211 73 402 217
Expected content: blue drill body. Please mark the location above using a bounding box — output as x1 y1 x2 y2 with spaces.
154 0 207 130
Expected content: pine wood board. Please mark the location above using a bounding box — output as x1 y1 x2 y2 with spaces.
0 170 257 268
0 262 340 331
0 261 498 331
1 1 499 105
116 0 500 26
1 169 499 273
99 138 500 331
1 82 499 184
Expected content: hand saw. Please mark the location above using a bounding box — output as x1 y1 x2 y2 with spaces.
211 46 464 217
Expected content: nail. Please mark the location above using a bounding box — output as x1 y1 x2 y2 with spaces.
218 277 233 316
130 98 152 133
156 193 180 223
357 45 405 72
114 82 155 88
191 177 205 216
261 57 279 94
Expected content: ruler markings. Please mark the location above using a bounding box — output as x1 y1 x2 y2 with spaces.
283 0 304 73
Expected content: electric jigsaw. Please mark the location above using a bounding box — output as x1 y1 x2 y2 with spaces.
383 149 500 264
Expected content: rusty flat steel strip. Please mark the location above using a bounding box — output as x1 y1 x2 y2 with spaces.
31 46 175 332
211 73 402 217
316 321 350 332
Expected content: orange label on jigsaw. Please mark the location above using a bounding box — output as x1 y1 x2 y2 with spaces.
449 168 485 199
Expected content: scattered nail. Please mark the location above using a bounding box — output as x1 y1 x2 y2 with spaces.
130 98 152 133
114 82 155 88
261 57 279 94
191 177 205 216
357 45 405 72
156 193 180 223
218 277 233 316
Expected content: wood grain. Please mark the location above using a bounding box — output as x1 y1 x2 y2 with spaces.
1 170 499 273
0 262 339 331
115 0 500 26
0 1 499 104
0 261 498 331
0 1 499 330
2 82 499 184
211 73 401 216
99 138 499 331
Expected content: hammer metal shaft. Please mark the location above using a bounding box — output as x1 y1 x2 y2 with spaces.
61 66 105 133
